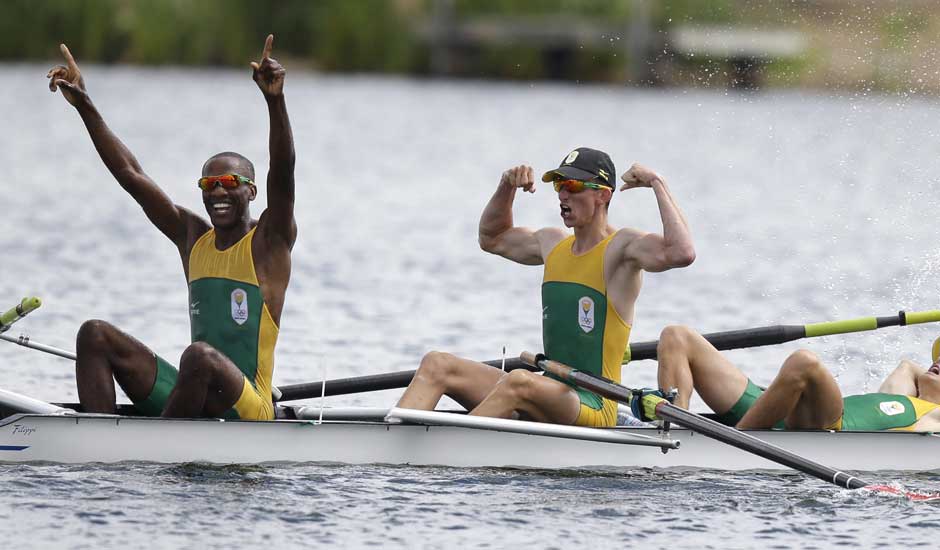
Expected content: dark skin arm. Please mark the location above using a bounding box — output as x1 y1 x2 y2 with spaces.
47 44 204 254
249 35 297 324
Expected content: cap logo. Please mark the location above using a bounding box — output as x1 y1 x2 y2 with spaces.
597 168 609 181
564 151 579 165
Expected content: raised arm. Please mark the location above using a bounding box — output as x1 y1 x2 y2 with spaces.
617 164 695 272
252 35 296 248
47 44 189 249
478 165 564 265
877 360 921 395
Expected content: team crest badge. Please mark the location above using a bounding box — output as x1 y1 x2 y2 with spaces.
231 289 248 325
578 297 595 333
879 401 905 416
564 150 579 164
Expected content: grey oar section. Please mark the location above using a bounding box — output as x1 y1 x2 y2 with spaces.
519 351 869 491
0 333 77 360
384 407 679 449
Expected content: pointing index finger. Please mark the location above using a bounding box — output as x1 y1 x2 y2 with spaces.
261 34 273 60
60 44 79 72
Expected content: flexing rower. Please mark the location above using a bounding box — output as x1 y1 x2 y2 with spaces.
653 325 940 431
397 148 695 426
47 35 296 419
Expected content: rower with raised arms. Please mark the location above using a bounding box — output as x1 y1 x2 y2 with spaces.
396 147 695 426
46 35 296 419
648 325 940 431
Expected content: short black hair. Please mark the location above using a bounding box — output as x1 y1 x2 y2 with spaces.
202 152 255 181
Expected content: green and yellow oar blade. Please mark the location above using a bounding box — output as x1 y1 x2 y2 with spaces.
0 297 42 334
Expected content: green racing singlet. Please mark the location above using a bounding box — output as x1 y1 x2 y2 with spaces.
542 234 631 427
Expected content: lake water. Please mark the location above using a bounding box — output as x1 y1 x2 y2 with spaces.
1 64 940 548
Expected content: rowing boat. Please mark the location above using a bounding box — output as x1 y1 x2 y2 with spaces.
2 386 938 470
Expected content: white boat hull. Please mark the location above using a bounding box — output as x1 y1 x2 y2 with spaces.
2 411 939 471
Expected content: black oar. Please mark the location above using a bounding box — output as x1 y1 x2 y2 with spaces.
520 350 940 500
276 358 536 402
625 309 940 362
275 309 940 402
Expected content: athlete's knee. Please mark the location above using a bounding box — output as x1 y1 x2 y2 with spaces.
415 351 459 385
75 319 117 353
178 342 224 379
778 349 825 387
496 369 538 401
658 325 696 354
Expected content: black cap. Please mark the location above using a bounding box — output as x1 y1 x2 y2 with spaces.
541 147 615 188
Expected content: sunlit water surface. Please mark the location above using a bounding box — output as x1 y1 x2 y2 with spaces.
2 65 940 548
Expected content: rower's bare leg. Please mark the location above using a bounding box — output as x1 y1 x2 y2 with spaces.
469 369 581 424
75 319 160 413
396 351 505 411
161 342 246 418
737 350 843 430
656 325 749 413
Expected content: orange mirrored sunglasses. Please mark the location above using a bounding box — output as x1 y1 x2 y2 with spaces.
197 174 254 191
551 179 608 193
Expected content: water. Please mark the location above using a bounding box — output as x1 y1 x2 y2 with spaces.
2 64 940 547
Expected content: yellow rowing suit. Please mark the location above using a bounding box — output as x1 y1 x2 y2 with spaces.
186 227 278 420
542 233 631 427
133 227 278 419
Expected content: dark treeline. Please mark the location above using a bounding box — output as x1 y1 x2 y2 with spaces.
0 0 423 70
0 0 725 76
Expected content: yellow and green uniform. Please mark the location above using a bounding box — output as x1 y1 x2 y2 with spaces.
719 383 939 431
132 227 278 420
542 234 631 427
828 393 939 431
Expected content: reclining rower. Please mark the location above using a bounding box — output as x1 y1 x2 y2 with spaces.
646 325 940 431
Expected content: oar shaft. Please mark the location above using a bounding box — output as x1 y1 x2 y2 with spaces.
521 351 870 490
626 325 806 362
275 358 534 402
656 403 867 489
625 309 940 362
0 333 77 360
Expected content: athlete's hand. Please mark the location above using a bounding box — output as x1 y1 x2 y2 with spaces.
251 34 285 98
620 163 663 191
47 44 89 107
500 165 536 193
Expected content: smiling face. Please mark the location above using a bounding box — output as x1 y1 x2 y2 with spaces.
201 154 256 229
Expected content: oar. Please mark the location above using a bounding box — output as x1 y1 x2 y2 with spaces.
0 332 77 360
624 309 940 362
520 351 940 500
275 309 940 402
276 359 537 402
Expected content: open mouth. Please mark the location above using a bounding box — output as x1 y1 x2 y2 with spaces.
929 365 940 376
560 204 571 218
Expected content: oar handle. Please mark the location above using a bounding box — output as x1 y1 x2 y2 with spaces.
0 297 42 334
